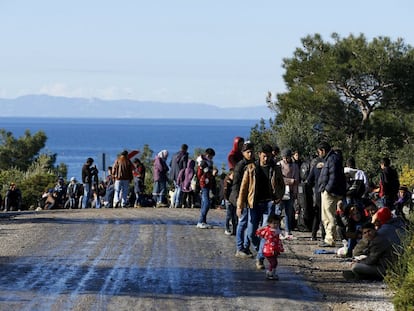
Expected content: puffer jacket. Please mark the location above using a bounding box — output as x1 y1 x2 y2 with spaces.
237 161 285 210
318 149 346 196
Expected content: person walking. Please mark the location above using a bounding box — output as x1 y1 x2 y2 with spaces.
317 141 347 247
237 144 285 269
230 141 255 257
196 148 216 228
278 148 300 239
255 214 284 280
112 150 134 208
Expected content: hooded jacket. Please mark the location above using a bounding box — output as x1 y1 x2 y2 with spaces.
227 136 244 170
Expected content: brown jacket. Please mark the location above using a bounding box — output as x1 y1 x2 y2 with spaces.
237 161 285 210
112 155 134 181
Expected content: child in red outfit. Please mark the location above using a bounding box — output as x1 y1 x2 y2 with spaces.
256 214 284 280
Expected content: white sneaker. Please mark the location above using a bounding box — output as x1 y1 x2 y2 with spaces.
196 222 210 229
224 229 232 235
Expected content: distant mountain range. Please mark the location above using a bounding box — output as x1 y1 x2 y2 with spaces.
0 95 271 120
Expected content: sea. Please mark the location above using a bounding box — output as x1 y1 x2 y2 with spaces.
0 117 258 181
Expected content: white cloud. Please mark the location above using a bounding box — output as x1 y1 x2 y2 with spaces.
37 83 135 100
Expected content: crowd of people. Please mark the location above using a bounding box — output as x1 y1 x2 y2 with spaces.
2 138 412 283
221 138 412 281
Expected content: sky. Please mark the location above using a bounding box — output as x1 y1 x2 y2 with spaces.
0 0 413 108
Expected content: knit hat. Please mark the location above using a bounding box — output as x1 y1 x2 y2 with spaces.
374 207 392 225
281 148 292 158
242 142 254 152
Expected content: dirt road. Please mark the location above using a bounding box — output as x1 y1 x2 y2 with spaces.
0 208 330 311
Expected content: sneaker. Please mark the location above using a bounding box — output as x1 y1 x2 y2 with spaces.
256 259 265 270
266 270 275 280
235 249 253 258
196 222 210 229
272 272 279 280
224 229 232 236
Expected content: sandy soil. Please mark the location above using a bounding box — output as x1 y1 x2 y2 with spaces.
0 208 394 311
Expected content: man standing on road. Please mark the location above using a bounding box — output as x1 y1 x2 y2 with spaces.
196 148 216 229
230 141 255 257
317 141 346 247
81 157 97 208
237 144 285 269
169 144 189 208
112 150 134 208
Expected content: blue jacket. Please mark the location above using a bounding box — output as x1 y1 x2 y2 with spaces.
318 149 346 196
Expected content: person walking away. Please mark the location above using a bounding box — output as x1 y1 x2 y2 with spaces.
237 144 285 270
112 150 134 208
378 157 399 209
227 136 244 170
196 148 215 228
177 159 196 208
153 150 169 207
169 144 189 208
133 158 146 208
230 141 255 257
317 141 346 247
255 214 284 280
5 182 22 211
278 148 300 239
81 157 96 208
223 169 237 235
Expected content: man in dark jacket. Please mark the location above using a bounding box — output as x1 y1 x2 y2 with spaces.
229 141 255 257
317 141 346 247
378 157 399 209
169 144 189 208
81 157 96 208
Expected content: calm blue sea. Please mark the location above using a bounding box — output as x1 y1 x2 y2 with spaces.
0 117 257 180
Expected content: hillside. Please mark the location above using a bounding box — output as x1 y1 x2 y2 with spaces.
0 95 271 120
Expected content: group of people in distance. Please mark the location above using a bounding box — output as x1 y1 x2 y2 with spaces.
223 137 411 281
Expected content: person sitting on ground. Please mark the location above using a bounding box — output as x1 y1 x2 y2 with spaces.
343 221 398 281
336 202 367 257
5 182 22 211
394 185 412 222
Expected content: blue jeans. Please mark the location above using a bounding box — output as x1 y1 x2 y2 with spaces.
152 180 167 204
280 198 294 234
82 183 91 208
113 179 130 207
236 206 249 251
247 201 269 256
198 187 210 223
173 182 182 207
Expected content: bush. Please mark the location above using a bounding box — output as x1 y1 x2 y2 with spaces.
384 216 414 310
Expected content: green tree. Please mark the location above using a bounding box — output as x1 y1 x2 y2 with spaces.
0 129 50 171
262 33 414 177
